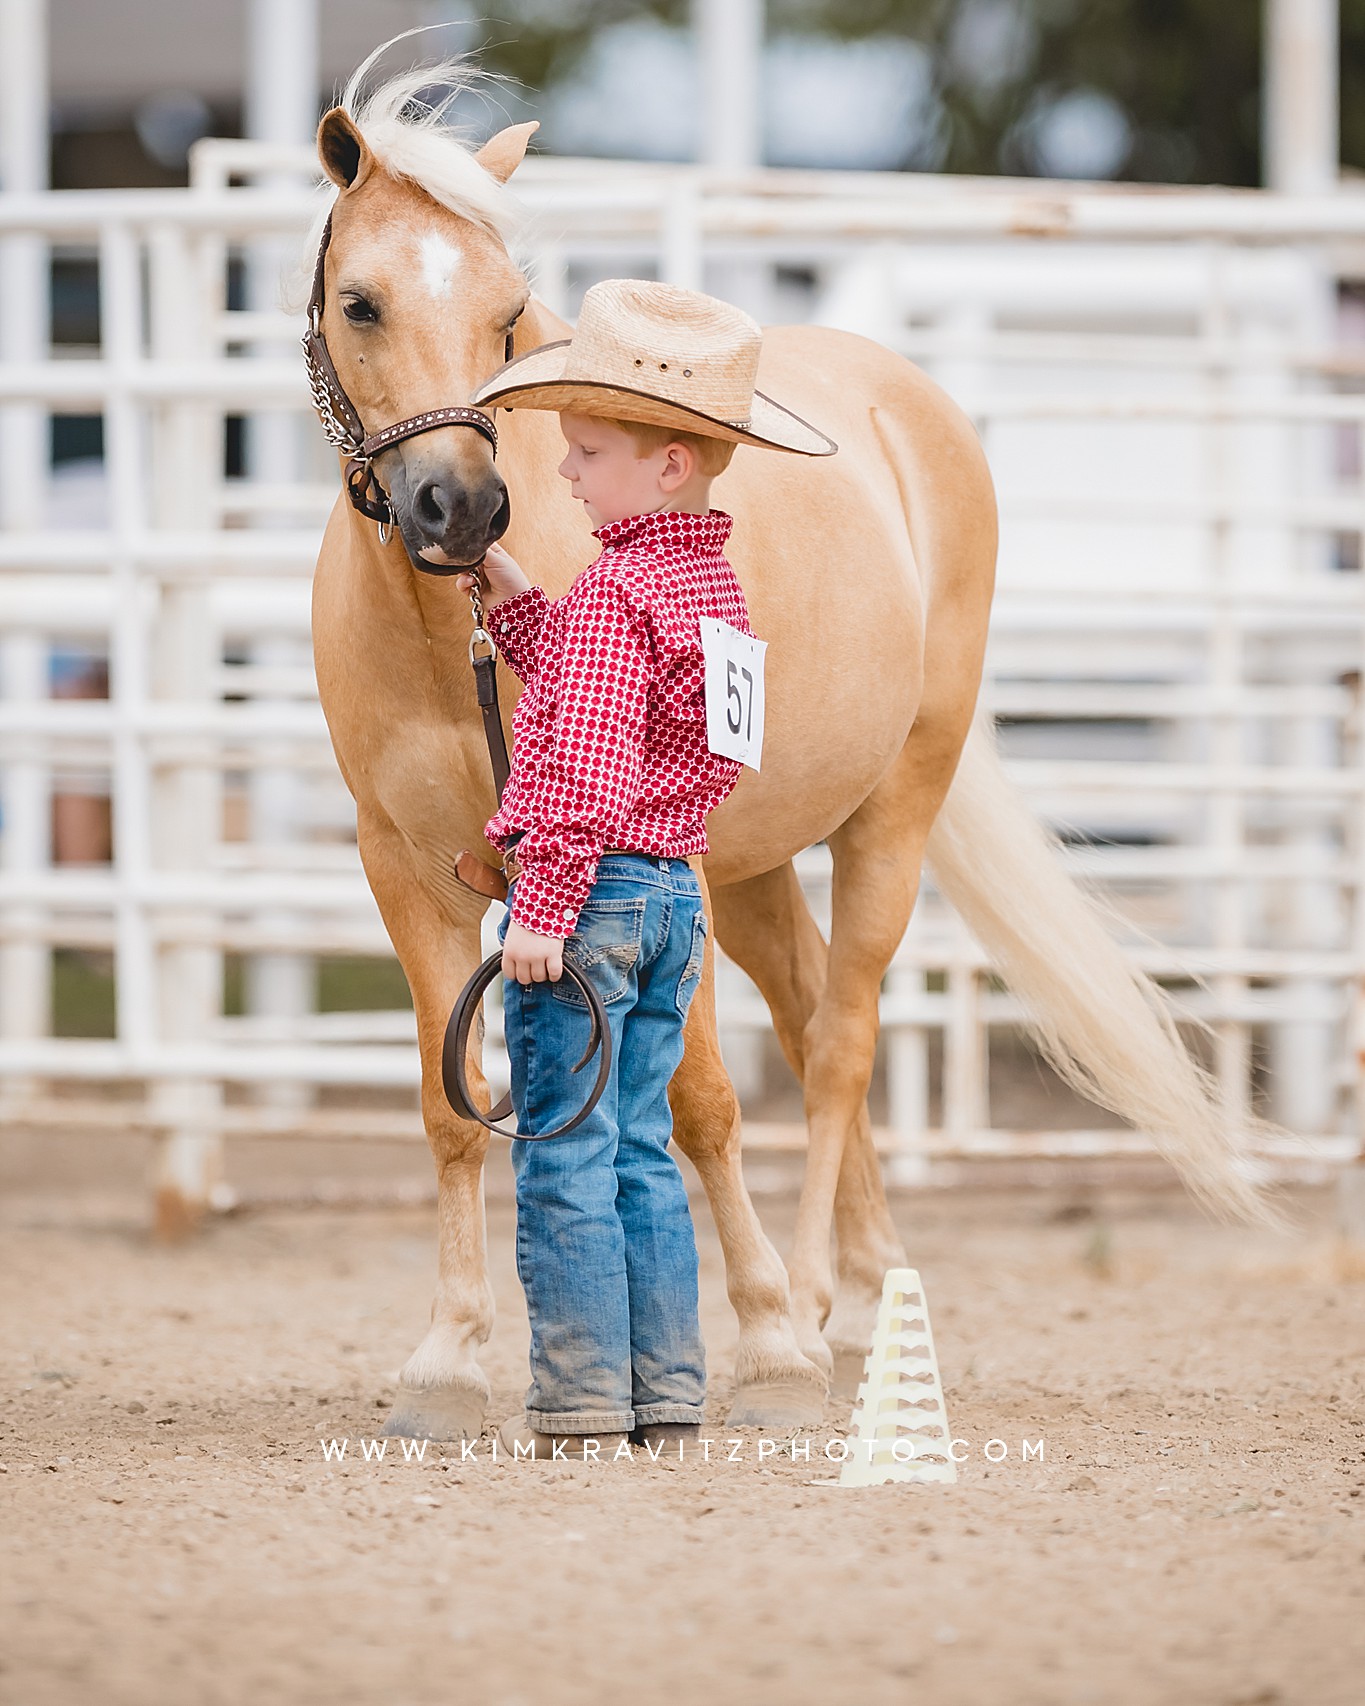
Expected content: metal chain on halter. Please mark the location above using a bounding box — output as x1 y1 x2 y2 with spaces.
467 561 496 667
300 324 362 455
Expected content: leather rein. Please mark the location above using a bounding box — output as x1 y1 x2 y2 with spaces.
440 582 613 1143
300 211 609 1143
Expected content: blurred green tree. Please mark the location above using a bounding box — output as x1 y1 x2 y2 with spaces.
476 0 690 114
470 0 1365 186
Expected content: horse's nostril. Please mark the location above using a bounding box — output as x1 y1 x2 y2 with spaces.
414 478 450 531
487 489 511 542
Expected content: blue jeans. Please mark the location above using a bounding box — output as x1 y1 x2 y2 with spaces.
499 854 709 1434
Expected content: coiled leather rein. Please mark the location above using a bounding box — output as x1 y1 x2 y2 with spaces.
441 951 612 1142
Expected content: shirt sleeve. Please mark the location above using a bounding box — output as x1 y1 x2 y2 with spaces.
487 585 550 681
508 570 653 938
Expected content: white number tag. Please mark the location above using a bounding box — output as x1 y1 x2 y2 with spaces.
700 616 766 771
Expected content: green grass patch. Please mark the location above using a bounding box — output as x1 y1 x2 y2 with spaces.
52 949 117 1038
317 955 412 1012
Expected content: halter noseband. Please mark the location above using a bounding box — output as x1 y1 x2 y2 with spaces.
300 210 503 533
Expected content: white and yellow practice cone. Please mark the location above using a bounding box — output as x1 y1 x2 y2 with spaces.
837 1267 956 1487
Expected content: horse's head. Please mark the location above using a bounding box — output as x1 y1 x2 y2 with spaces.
314 104 537 570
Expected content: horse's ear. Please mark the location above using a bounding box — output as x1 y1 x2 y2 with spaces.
318 107 375 191
475 120 540 184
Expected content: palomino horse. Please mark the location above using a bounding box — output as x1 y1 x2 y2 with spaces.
305 64 1277 1440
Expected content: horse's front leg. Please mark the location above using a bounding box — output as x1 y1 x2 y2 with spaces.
356 810 497 1441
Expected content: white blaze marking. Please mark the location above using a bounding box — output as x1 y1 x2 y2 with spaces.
420 232 463 299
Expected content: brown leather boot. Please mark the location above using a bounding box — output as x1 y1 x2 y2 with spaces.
495 1414 632 1461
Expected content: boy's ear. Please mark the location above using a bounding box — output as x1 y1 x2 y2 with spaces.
658 439 697 489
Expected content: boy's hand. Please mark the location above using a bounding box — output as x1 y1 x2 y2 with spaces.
455 542 532 610
502 919 565 984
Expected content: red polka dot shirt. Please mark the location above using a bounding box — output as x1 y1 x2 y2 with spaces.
484 507 751 938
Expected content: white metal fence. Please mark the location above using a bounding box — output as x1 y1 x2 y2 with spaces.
2 150 1363 1202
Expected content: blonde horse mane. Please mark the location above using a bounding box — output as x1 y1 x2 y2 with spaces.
285 32 523 310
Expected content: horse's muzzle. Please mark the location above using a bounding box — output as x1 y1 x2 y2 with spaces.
395 466 511 573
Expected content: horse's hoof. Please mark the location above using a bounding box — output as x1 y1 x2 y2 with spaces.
726 1377 827 1429
829 1345 871 1399
793 1334 835 1383
381 1384 487 1441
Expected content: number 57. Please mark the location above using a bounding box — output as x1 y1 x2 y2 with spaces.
726 658 754 741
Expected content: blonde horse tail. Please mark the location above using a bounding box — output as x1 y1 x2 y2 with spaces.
924 711 1289 1230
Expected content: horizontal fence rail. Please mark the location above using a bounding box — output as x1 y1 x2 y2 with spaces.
2 150 1363 1217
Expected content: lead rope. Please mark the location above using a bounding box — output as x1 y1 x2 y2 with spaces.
465 565 511 805
440 569 612 1140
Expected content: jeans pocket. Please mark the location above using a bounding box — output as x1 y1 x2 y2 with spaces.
550 895 647 1008
675 907 708 1019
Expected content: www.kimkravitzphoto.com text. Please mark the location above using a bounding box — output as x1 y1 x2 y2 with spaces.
317 1436 1048 1465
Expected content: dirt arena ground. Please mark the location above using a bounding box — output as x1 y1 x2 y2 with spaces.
3 1132 1364 1706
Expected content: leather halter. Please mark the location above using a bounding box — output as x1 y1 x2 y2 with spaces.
300 210 502 530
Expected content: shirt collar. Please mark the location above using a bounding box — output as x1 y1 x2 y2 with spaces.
592 508 734 554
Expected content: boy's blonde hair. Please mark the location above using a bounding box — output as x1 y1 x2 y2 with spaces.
609 417 737 478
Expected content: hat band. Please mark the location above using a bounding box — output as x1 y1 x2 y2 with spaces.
562 348 758 422
561 378 758 422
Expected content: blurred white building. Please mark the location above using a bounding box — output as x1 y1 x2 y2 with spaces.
3 0 1363 1210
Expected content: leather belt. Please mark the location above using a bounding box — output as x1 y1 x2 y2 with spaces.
486 839 649 889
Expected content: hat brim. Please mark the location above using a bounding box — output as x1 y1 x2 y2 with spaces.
472 341 837 457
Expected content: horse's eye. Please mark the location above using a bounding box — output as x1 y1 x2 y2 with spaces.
342 296 377 325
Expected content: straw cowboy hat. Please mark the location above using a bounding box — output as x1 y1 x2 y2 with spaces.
472 278 837 456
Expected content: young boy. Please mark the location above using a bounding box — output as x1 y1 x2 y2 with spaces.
458 279 834 1461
